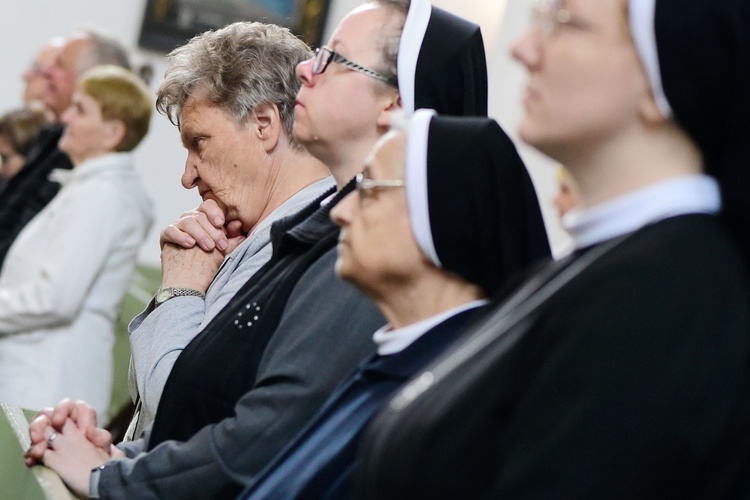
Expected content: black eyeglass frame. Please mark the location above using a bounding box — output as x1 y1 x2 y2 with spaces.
313 47 398 87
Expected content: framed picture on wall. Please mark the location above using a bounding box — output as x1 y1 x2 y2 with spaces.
138 0 331 52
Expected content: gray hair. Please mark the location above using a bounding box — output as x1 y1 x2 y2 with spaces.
156 22 312 148
368 0 410 89
76 29 131 75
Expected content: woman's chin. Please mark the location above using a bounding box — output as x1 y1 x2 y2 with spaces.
517 117 545 148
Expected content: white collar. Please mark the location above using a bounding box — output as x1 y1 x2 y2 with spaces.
563 175 721 249
373 300 487 356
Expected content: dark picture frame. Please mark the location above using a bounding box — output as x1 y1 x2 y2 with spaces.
138 0 331 53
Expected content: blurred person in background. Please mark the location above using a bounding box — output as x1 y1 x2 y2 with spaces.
22 37 64 119
0 29 130 270
0 65 154 419
553 164 581 220
552 164 582 256
0 104 51 193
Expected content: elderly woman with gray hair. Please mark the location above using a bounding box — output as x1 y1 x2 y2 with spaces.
122 22 333 436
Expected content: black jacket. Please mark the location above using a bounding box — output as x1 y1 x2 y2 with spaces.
358 215 750 499
0 124 72 270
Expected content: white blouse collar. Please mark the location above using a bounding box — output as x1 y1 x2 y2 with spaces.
49 152 133 186
373 300 487 356
563 175 721 249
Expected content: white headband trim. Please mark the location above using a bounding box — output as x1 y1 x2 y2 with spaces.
629 0 672 118
406 108 441 267
398 0 432 116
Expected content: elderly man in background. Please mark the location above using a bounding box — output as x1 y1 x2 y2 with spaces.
124 21 333 437
0 29 130 270
22 37 64 106
25 0 498 496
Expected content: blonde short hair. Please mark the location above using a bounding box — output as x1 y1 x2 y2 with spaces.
78 65 153 151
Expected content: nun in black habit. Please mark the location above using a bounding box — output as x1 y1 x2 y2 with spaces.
238 110 550 499
397 0 488 116
356 0 750 497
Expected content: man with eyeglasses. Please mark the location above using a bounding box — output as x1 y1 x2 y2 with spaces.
26 0 489 497
22 38 64 106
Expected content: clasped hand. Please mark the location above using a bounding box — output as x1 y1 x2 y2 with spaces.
24 398 124 498
161 198 245 253
159 199 247 292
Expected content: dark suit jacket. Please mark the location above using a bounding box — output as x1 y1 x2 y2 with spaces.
357 214 750 499
0 124 72 270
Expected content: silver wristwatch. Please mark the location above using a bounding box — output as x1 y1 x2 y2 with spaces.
154 287 206 307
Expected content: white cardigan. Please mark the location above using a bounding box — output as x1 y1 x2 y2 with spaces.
0 152 153 418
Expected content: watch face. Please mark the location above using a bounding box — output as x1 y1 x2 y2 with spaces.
156 288 172 303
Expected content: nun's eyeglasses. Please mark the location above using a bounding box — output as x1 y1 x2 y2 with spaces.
532 0 592 36
313 47 398 87
355 172 405 202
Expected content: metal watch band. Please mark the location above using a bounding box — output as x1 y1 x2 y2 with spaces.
170 287 205 299
155 287 206 307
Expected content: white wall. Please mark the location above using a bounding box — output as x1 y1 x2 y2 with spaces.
0 0 567 266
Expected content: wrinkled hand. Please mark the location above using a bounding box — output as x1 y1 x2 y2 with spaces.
39 418 112 498
160 199 245 252
25 399 110 467
160 242 226 293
